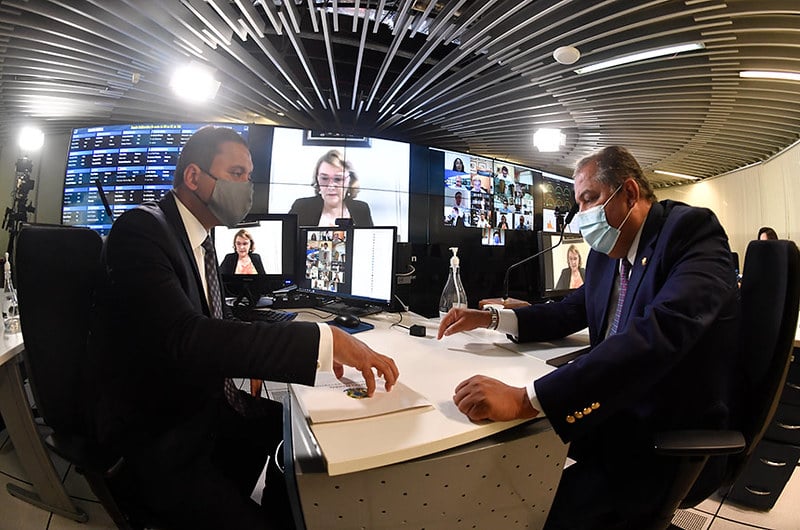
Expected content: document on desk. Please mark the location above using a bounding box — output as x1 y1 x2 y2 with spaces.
291 367 432 423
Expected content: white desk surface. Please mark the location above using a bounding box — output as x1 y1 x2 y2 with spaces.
0 326 24 366
291 312 589 476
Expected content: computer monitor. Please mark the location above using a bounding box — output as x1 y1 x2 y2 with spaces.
212 213 298 306
297 225 397 309
538 231 591 299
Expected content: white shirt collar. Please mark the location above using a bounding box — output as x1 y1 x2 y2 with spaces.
626 217 645 266
174 193 209 249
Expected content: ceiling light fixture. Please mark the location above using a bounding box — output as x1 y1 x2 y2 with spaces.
574 41 705 75
170 62 220 103
740 70 800 82
18 126 44 151
533 128 566 152
654 170 699 181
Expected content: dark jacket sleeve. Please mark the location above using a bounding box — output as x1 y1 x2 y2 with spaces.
289 196 322 227
250 253 267 275
219 253 237 275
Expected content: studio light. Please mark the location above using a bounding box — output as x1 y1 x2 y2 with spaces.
18 126 44 152
170 62 221 102
533 128 566 152
574 41 705 75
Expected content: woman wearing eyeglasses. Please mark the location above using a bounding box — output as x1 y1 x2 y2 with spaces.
289 149 374 227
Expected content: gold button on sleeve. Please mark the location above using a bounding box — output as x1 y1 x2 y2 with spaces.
583 407 592 415
591 402 600 410
574 411 583 419
566 415 575 424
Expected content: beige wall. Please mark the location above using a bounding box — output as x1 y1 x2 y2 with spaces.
659 141 800 261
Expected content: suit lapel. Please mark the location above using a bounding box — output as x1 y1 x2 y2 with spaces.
159 192 211 316
619 202 666 327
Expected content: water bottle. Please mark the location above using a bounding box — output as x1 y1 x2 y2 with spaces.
439 247 468 318
3 252 20 333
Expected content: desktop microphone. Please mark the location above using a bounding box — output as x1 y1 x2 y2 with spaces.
501 203 579 301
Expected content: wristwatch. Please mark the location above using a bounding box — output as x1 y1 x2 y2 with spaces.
486 306 499 330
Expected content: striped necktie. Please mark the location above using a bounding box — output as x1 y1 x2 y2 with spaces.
201 236 247 415
610 258 631 335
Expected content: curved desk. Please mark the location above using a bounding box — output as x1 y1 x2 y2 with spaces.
286 312 589 529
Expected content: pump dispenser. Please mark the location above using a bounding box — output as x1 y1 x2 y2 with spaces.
438 247 468 318
3 252 20 333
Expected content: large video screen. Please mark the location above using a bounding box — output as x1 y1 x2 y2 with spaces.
267 127 410 241
61 123 250 235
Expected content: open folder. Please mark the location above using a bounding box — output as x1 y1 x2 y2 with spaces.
291 367 432 423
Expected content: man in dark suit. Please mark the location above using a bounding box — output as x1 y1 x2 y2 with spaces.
89 126 398 529
438 146 740 528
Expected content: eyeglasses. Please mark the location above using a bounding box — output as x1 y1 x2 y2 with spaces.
317 173 347 187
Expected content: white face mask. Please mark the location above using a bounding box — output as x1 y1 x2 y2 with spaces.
574 184 633 255
197 169 254 227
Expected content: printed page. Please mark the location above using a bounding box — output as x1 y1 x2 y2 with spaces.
291 367 432 423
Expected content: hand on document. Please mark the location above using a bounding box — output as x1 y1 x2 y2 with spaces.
330 326 399 396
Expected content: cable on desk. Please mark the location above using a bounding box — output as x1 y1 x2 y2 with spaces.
389 311 410 332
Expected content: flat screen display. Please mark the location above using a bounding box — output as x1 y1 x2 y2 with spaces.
212 213 297 302
440 149 536 246
541 172 578 235
539 232 591 298
298 225 396 306
61 123 249 235
267 127 410 241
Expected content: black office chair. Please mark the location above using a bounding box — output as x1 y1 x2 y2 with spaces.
14 224 140 530
650 239 800 529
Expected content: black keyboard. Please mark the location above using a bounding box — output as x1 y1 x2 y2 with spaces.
320 301 383 317
232 307 297 323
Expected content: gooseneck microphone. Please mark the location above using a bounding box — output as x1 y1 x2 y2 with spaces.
502 202 579 301
94 178 114 220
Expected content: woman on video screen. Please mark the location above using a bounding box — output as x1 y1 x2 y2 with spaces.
289 149 374 227
555 244 585 290
220 229 266 275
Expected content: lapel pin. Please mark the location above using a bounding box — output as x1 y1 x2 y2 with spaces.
641 256 648 267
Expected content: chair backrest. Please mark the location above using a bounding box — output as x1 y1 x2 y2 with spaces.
734 239 800 474
14 223 103 437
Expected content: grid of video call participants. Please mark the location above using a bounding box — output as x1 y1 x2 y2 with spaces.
304 229 346 293
442 151 535 246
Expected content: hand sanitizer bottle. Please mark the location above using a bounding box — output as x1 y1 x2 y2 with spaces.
3 252 20 333
439 247 468 318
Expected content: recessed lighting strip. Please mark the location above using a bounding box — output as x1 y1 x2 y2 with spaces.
740 71 800 82
574 42 705 75
654 170 700 181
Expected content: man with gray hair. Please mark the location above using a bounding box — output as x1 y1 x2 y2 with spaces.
438 146 740 528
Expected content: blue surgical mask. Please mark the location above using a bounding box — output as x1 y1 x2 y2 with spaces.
574 184 633 255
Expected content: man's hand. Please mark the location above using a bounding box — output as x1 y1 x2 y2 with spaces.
437 307 492 339
453 375 539 422
330 326 399 396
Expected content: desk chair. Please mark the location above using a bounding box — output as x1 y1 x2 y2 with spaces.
650 239 800 529
14 224 144 530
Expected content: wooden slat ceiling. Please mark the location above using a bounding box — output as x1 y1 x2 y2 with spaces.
0 0 798 186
